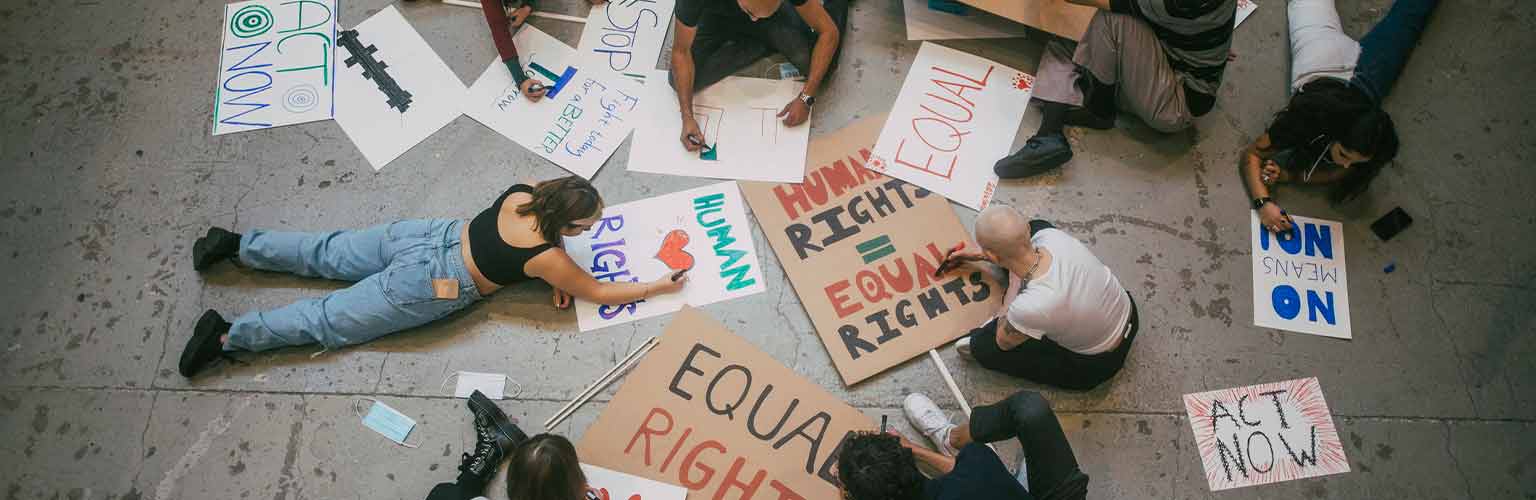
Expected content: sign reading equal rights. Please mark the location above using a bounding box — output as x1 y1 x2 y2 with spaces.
579 307 876 500
741 116 1000 384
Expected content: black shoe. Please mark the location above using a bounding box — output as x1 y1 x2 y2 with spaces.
469 390 527 445
179 310 231 377
192 227 242 271
1063 107 1115 130
994 134 1072 179
463 391 523 481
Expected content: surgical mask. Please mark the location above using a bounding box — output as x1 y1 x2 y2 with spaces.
441 371 522 400
355 399 419 447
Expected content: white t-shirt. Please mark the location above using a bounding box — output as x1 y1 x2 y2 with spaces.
1005 228 1132 355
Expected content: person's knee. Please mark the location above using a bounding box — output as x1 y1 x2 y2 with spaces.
1144 111 1193 133
1006 391 1054 424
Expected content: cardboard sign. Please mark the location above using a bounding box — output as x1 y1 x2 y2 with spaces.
955 0 1095 40
212 0 336 135
870 42 1031 211
576 0 677 81
581 463 688 500
903 0 1030 41
628 71 812 183
463 25 646 179
1183 377 1349 491
333 6 466 170
563 182 766 331
741 116 1001 384
579 308 877 500
1250 212 1351 339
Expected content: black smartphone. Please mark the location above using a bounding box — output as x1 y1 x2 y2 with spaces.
1370 207 1413 241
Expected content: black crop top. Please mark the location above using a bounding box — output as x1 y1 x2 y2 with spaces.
467 184 556 286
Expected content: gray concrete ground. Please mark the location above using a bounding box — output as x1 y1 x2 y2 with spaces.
1 0 1533 498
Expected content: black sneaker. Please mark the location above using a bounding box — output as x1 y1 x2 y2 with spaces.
463 391 523 481
469 390 527 446
178 310 231 377
994 134 1072 179
192 227 242 271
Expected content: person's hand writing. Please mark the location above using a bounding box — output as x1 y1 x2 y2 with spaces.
519 79 547 102
777 96 810 126
679 117 704 152
1259 202 1293 234
648 271 689 297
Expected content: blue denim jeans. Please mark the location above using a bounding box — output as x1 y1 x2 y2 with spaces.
225 219 484 352
1351 0 1439 103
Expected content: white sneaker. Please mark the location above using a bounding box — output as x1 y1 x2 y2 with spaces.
956 337 973 359
903 393 959 456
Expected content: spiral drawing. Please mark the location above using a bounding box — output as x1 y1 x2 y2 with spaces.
230 5 274 38
282 84 320 113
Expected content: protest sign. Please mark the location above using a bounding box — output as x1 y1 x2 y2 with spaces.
581 463 688 500
562 182 766 331
903 0 1030 41
742 116 1001 384
576 0 677 81
1235 0 1260 28
628 71 812 183
870 42 1031 211
212 0 336 135
333 6 466 170
579 307 877 500
1250 212 1351 339
1183 377 1349 491
463 25 646 179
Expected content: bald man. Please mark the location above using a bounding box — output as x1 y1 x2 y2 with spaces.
668 0 849 152
941 206 1139 390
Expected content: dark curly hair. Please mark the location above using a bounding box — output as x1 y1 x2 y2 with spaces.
837 433 926 500
513 176 604 244
506 434 587 500
1269 79 1399 203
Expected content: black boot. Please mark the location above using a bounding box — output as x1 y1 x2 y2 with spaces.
178 310 231 377
192 227 242 271
461 391 522 483
469 390 527 446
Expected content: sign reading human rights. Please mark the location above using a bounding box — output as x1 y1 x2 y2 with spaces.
1183 377 1349 491
1249 212 1351 339
741 116 1001 385
870 42 1032 210
213 0 336 135
579 307 876 500
563 182 766 331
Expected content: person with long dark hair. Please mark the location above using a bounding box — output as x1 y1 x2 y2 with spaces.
424 390 593 500
177 176 688 377
1243 0 1438 234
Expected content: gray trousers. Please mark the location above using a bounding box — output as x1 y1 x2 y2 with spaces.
1033 11 1193 133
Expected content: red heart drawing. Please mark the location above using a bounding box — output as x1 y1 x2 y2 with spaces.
656 229 695 271
1012 73 1034 92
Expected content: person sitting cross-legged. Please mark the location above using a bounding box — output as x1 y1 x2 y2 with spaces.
837 392 1090 500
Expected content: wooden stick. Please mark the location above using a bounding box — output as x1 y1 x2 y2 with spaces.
928 349 971 416
544 337 658 430
439 0 590 23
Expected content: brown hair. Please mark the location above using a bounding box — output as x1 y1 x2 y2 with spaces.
506 434 587 500
514 176 604 244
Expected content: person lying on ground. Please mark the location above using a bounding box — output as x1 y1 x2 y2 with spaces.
1243 0 1437 234
178 176 688 377
938 205 1138 391
837 391 1090 500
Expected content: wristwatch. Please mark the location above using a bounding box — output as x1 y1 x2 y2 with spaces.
1252 197 1274 210
799 93 816 106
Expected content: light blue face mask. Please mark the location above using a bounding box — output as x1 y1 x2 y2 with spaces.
357 399 419 448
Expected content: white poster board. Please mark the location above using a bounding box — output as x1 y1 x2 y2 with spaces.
580 464 687 500
1183 377 1350 491
576 0 677 81
463 26 646 179
333 6 466 170
627 71 811 183
871 42 1031 210
1250 212 1351 339
903 0 1030 41
1235 0 1259 28
212 0 337 135
563 181 766 331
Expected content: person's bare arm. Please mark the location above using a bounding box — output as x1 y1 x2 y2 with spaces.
669 21 705 151
1241 133 1294 234
1064 0 1112 10
777 1 840 126
525 249 687 305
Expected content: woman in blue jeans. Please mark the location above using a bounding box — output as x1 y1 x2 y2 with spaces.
1241 0 1439 234
177 176 689 377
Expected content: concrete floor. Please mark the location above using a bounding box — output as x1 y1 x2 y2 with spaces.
0 0 1533 498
